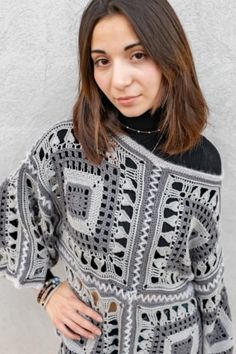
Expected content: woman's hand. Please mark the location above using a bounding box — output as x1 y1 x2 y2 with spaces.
44 281 103 341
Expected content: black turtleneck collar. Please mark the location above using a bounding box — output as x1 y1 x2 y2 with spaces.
117 106 163 132
116 106 165 154
114 105 221 176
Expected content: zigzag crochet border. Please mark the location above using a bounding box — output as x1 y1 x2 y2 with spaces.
193 264 224 294
74 270 195 304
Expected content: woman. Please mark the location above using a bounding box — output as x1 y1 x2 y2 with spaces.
0 0 234 353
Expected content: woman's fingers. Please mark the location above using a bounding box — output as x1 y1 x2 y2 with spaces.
63 318 96 339
69 310 102 336
56 322 81 341
72 299 103 323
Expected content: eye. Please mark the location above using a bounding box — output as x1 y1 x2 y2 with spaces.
93 58 109 67
132 52 147 61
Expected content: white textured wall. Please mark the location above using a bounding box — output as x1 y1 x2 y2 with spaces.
0 1 235 353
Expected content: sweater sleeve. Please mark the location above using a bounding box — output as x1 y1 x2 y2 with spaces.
189 179 234 353
0 147 60 290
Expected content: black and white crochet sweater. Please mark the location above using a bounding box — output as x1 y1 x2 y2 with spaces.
0 109 234 353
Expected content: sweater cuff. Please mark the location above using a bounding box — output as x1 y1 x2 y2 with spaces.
45 269 54 281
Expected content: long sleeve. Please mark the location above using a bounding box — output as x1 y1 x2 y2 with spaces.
0 147 60 289
189 180 234 353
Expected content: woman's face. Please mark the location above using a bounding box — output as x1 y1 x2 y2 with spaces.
91 14 162 117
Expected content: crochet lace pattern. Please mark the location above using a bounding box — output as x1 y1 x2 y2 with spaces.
0 120 234 354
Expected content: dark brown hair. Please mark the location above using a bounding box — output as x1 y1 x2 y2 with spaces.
73 0 209 165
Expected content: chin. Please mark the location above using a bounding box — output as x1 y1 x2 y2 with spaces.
117 106 150 117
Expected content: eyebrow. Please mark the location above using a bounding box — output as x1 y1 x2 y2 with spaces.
91 42 142 54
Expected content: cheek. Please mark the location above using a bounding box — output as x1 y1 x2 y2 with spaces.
152 72 162 89
141 65 162 90
94 71 108 94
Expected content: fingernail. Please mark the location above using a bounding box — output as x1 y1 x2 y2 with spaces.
95 329 102 336
97 316 103 322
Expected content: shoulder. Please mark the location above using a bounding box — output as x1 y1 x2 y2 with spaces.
34 119 76 150
196 135 222 175
38 120 74 144
30 119 80 163
26 119 82 186
188 135 222 176
166 134 222 176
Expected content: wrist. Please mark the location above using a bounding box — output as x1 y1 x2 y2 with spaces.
37 276 61 309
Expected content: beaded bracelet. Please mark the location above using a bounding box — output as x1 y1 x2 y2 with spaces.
37 276 61 308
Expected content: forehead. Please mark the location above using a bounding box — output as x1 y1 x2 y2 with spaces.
91 14 140 50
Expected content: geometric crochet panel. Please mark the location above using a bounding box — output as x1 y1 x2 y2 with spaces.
134 297 202 354
64 168 104 235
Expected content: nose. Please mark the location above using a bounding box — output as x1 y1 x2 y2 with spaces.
111 60 133 90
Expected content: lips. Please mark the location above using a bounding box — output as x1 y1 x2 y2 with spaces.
117 95 140 101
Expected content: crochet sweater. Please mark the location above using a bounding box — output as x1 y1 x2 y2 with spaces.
0 119 234 354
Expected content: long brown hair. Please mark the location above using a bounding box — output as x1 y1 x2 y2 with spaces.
73 0 209 165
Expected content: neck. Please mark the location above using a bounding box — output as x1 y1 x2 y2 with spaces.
117 106 163 132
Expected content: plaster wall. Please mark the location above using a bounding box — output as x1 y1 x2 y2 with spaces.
0 1 235 352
